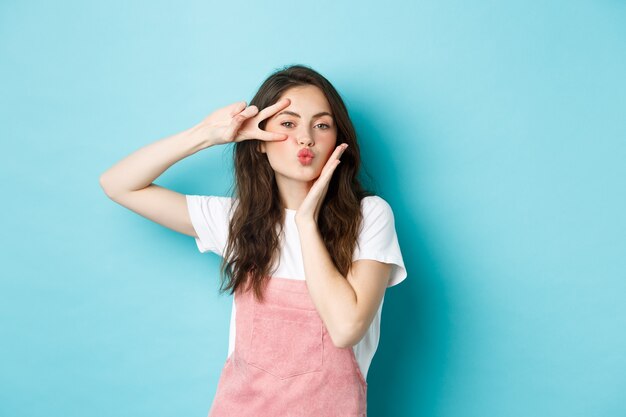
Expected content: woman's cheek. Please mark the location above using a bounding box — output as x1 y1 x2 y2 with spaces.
324 145 335 161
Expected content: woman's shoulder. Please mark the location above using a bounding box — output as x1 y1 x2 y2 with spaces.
360 195 394 214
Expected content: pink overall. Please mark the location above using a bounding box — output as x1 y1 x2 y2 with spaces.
207 276 368 417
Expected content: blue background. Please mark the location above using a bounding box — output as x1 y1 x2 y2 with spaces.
1 1 625 416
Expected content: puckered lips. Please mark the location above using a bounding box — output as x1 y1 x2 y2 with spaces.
297 148 314 166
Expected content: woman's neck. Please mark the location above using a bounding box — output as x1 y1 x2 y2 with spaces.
275 176 315 210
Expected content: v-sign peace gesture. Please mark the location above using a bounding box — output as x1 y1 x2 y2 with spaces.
194 98 291 147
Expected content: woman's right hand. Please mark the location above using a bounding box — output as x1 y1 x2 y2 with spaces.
192 98 291 147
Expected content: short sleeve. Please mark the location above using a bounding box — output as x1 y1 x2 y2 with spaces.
185 195 234 256
353 196 407 287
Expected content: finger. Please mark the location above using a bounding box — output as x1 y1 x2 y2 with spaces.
225 106 259 141
229 101 247 116
256 131 288 142
309 173 334 208
230 106 259 130
324 159 341 178
320 144 348 175
317 158 341 184
328 143 349 162
236 105 259 119
257 98 291 121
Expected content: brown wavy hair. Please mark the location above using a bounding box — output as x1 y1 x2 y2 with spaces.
219 64 373 302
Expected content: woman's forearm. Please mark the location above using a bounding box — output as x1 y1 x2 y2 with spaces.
296 219 359 348
99 124 212 197
99 98 290 198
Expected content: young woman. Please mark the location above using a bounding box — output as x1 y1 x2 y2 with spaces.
100 64 407 417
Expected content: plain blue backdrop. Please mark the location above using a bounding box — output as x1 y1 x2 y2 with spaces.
1 1 625 416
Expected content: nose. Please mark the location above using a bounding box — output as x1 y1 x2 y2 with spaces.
297 134 314 147
296 125 315 147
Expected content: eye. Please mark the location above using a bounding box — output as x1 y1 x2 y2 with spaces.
315 123 331 130
281 121 295 128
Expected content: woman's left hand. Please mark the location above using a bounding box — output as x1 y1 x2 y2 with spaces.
295 143 349 226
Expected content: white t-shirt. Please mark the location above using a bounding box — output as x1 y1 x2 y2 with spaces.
186 194 407 380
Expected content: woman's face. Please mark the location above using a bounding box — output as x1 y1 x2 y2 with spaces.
260 85 338 186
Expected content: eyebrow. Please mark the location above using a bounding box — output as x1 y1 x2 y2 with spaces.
275 110 334 119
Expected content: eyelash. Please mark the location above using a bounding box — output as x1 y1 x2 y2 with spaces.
280 121 331 130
